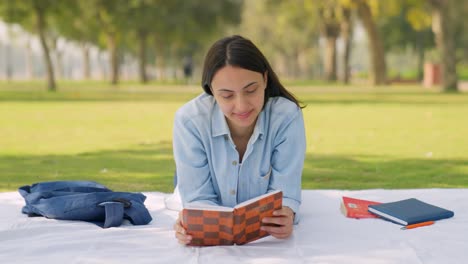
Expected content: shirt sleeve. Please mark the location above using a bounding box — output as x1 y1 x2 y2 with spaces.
173 111 219 207
269 108 306 223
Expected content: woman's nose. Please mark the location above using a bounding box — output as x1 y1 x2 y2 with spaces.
234 95 249 111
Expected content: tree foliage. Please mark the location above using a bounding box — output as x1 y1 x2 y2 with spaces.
238 0 320 79
0 0 466 89
0 0 58 91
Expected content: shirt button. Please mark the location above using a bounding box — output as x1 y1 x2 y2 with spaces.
230 189 236 195
232 160 237 166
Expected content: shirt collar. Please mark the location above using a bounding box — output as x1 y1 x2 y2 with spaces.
251 109 265 142
211 102 230 137
211 102 266 142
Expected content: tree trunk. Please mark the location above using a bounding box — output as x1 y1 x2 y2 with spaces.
430 0 458 92
107 32 119 85
292 52 299 79
81 43 91 79
5 42 12 81
138 31 148 83
416 41 425 82
319 6 340 82
341 7 353 84
324 36 337 81
4 26 13 81
34 3 56 91
25 38 34 79
96 51 105 80
354 0 387 85
55 50 64 80
297 49 309 79
155 53 167 81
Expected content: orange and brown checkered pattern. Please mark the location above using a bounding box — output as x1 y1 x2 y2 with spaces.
183 210 235 246
183 191 283 246
234 191 283 245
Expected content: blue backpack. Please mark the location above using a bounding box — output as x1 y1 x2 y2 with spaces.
19 181 152 228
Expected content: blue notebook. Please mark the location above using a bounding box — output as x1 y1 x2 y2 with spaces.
367 198 454 225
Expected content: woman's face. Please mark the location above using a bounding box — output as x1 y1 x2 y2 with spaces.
210 65 267 135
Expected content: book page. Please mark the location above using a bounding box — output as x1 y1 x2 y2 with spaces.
234 190 282 209
184 201 233 212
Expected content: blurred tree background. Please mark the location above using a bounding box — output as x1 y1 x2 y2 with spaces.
0 0 467 91
1 0 468 192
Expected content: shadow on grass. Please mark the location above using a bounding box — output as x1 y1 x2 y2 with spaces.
2 145 467 193
1 88 468 106
0 141 176 193
303 153 468 189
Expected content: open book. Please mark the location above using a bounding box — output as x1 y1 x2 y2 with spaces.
182 190 283 246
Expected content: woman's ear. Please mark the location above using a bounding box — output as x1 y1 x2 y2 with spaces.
263 71 268 88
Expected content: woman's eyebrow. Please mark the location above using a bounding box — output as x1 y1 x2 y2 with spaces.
216 82 257 92
242 82 257 89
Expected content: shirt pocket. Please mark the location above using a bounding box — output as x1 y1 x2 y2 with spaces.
249 165 271 197
260 166 272 180
256 165 272 189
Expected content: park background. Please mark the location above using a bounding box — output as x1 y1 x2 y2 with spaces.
1 0 467 192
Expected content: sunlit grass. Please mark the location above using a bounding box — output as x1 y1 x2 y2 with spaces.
1 82 468 192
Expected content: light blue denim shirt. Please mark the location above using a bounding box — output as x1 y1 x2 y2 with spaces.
173 93 306 217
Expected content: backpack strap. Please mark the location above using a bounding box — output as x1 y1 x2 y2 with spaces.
98 201 125 228
124 202 153 225
98 197 152 228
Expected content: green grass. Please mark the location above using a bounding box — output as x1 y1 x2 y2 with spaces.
458 64 468 80
1 81 468 192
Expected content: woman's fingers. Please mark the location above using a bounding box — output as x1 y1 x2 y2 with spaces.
261 206 294 239
174 213 191 245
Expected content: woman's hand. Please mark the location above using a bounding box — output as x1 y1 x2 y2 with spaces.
260 206 295 239
173 211 192 245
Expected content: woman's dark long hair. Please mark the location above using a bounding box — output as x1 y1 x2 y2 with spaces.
201 35 302 108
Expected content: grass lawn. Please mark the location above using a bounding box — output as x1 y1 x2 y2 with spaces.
1 81 468 192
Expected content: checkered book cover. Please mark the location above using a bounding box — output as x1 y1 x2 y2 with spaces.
182 190 283 246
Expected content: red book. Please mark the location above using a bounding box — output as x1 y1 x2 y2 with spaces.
340 196 381 219
182 190 282 246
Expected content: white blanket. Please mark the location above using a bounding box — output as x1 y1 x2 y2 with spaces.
0 189 466 264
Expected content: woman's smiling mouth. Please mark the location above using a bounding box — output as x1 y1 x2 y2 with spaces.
235 110 253 119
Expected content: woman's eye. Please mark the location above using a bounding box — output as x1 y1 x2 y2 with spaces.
221 94 233 99
246 88 257 94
